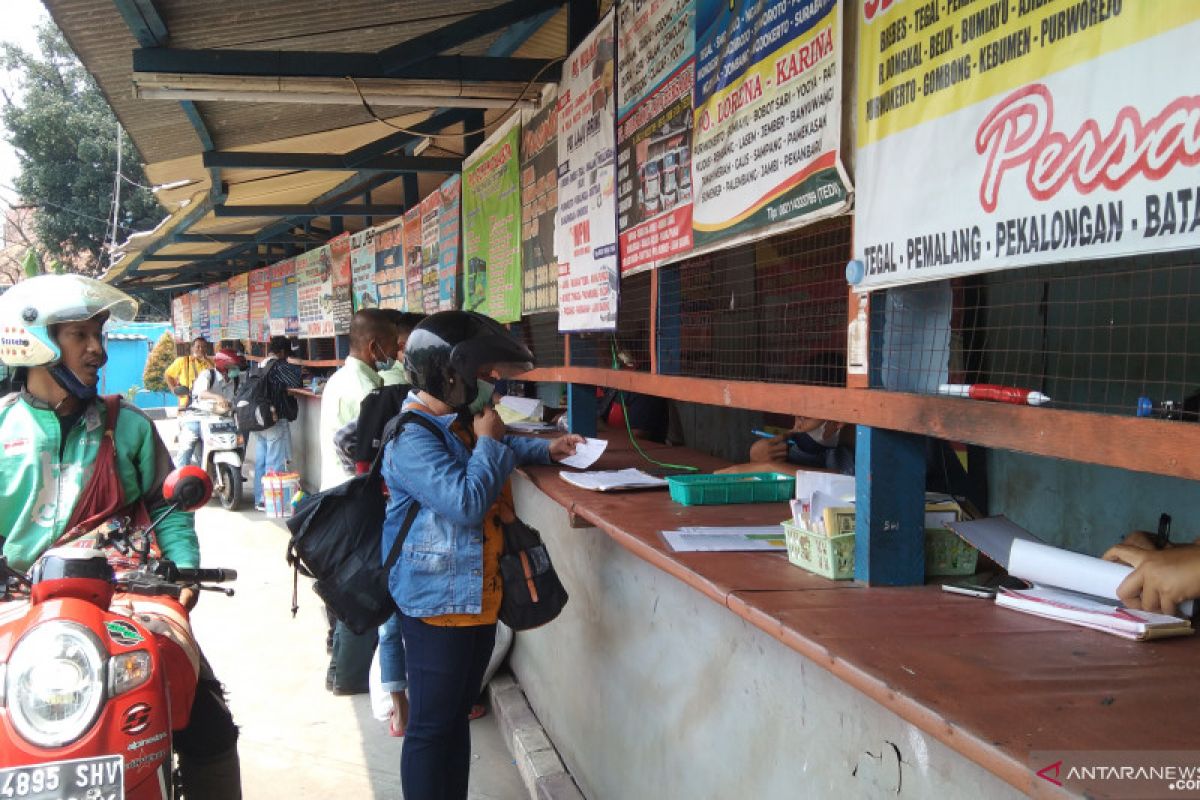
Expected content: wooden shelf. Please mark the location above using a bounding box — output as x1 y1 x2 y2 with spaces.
520 367 1200 482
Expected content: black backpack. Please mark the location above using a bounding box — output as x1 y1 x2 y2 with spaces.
285 412 436 634
233 361 298 433
353 383 410 464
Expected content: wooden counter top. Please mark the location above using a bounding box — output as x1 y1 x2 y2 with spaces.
515 432 1200 799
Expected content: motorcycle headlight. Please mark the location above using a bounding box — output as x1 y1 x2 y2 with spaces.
5 621 106 747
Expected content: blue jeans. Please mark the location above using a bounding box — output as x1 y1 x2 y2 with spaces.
399 614 496 800
379 613 407 693
174 419 202 468
252 421 292 507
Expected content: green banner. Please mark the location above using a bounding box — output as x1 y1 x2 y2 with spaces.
462 117 522 323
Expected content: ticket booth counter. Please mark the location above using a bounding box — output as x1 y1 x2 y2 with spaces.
506 433 1199 799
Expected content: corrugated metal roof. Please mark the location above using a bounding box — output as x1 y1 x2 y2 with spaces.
45 0 567 286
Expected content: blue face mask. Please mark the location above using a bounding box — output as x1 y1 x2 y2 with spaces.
373 345 396 372
467 379 495 415
228 367 241 379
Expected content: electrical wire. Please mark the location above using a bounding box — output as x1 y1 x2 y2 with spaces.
0 183 140 233
346 56 564 138
608 337 699 473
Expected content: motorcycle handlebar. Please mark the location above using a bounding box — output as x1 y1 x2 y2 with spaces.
176 567 238 583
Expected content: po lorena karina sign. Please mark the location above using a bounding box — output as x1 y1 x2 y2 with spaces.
854 1 1200 290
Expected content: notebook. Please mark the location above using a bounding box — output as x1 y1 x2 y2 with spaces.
558 468 668 492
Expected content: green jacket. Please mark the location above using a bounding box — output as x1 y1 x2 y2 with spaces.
0 393 199 572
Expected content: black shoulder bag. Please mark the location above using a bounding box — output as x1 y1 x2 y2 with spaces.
285 411 437 634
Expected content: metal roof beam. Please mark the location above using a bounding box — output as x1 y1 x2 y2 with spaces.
111 0 167 47
377 0 566 75
202 152 460 172
213 205 405 218
132 50 560 83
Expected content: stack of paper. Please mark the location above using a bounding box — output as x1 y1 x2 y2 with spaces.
559 468 668 492
997 586 1194 641
949 517 1194 640
662 525 787 552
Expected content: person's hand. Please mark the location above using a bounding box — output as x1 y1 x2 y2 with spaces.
473 406 505 440
750 435 788 462
179 587 199 611
1106 530 1161 552
549 434 586 461
1103 544 1200 616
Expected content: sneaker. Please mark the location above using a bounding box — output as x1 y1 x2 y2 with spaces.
254 502 267 512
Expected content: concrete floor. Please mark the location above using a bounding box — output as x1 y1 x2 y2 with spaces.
185 501 527 800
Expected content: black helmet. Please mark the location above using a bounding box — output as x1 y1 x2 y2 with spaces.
404 311 534 412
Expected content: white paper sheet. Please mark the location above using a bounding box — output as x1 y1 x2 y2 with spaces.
662 530 787 552
558 437 608 469
498 395 543 419
558 468 667 492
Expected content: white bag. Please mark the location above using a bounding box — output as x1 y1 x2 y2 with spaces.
368 646 391 722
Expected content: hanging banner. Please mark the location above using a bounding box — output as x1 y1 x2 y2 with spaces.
297 248 335 338
437 175 461 310
855 3 1200 290
248 267 271 342
403 208 424 314
463 115 523 323
520 90 561 314
207 284 226 341
226 273 250 339
420 191 442 313
195 288 211 339
350 229 378 311
171 296 187 341
556 13 620 332
617 0 696 274
328 233 354 334
692 0 850 248
269 258 300 336
374 220 407 310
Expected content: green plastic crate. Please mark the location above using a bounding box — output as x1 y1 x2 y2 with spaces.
781 522 979 580
667 472 796 505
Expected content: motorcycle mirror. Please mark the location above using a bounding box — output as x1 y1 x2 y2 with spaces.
163 465 213 511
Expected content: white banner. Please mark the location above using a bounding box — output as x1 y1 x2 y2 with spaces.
855 3 1200 290
556 13 620 333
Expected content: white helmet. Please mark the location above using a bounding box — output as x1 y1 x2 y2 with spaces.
0 275 137 367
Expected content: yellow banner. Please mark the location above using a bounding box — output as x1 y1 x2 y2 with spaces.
856 0 1200 149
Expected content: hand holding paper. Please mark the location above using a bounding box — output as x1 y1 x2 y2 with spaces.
557 437 608 469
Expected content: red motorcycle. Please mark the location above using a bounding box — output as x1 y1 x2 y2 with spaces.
0 467 236 800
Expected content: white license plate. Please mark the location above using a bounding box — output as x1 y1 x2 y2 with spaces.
0 755 123 800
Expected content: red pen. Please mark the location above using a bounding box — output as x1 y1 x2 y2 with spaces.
937 383 1051 406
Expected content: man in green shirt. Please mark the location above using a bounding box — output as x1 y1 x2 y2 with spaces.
0 275 241 798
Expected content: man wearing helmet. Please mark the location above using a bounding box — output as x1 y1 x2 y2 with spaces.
0 275 241 798
380 310 583 799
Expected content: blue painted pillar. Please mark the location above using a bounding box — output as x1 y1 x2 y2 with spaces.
854 426 926 585
566 384 597 437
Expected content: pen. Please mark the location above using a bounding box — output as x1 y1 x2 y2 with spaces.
1152 513 1172 550
937 383 1051 406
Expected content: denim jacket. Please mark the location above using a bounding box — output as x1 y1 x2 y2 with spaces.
380 396 551 617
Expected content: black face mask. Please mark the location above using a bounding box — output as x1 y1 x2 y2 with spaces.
49 362 98 402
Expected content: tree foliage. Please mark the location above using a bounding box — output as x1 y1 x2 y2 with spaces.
1 23 161 274
143 332 176 393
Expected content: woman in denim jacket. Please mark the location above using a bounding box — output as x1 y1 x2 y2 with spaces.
381 311 582 800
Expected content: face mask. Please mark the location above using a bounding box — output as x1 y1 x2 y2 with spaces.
467 379 495 415
228 367 241 379
373 345 396 372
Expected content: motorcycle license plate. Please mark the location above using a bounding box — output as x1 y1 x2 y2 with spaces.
0 755 123 800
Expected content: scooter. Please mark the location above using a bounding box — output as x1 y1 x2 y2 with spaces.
0 467 236 799
178 406 245 511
